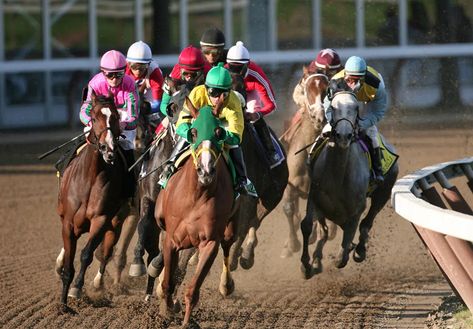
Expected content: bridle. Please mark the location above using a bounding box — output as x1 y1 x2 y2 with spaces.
329 92 359 142
191 143 221 168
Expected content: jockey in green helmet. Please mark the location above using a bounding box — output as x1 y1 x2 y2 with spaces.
159 63 257 197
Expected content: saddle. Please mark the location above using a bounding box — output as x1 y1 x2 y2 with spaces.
247 123 285 169
309 133 398 193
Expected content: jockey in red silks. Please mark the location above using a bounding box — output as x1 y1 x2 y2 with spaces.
159 46 211 120
292 48 343 125
225 41 281 168
125 40 164 125
80 50 139 197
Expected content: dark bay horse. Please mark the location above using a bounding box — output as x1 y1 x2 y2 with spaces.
280 71 337 258
55 92 129 308
300 92 399 278
153 99 236 326
228 75 289 271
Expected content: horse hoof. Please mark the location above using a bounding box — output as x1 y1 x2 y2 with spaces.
353 245 366 263
129 263 147 277
68 287 81 299
289 239 302 252
219 279 235 297
312 258 323 274
300 263 312 280
92 272 103 289
144 294 152 302
239 256 254 270
147 262 161 278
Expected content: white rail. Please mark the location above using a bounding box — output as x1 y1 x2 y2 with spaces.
391 157 473 242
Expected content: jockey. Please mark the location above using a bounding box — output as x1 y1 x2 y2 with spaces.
323 55 388 184
225 41 280 168
160 45 210 118
125 40 164 126
293 48 342 110
80 50 140 195
159 63 257 197
200 27 228 67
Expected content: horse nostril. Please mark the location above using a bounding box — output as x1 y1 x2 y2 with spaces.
197 167 203 175
347 133 352 140
99 144 107 152
209 167 215 175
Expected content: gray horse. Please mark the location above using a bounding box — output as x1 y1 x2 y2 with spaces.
300 92 399 279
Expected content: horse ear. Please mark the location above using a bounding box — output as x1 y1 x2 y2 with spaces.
303 65 309 76
185 97 198 119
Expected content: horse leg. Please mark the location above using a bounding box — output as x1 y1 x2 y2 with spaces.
93 229 119 289
183 240 219 327
159 235 178 319
354 186 391 262
281 186 301 258
311 219 328 274
219 223 236 297
69 218 106 299
240 225 258 270
335 218 359 269
60 223 77 307
300 198 315 279
129 199 155 277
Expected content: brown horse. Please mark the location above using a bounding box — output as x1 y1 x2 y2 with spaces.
153 99 236 326
280 70 337 258
55 92 129 309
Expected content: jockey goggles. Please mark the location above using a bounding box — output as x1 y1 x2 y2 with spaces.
130 62 148 71
181 70 200 79
103 71 125 79
206 86 229 98
202 47 222 56
227 63 247 75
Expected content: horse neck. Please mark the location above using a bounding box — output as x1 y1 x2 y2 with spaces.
300 110 320 140
321 143 353 184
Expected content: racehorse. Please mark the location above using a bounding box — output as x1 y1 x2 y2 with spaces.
300 91 399 278
55 91 129 308
280 70 336 258
228 74 289 270
153 98 236 326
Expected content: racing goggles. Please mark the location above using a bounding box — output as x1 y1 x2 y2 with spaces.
202 47 221 56
227 63 247 75
207 87 229 98
181 70 199 79
130 63 148 71
103 71 125 79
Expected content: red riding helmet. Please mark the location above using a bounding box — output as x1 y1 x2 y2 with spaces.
308 48 341 73
178 46 205 71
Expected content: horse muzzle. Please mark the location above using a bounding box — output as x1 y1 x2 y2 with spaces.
197 165 216 186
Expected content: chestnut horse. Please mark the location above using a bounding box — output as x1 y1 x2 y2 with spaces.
55 92 129 308
153 99 236 326
300 92 399 278
280 71 337 258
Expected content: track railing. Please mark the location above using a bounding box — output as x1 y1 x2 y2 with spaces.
391 157 473 312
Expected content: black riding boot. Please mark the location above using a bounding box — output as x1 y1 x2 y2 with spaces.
253 117 280 168
121 148 137 197
54 136 86 176
158 136 188 187
229 147 257 197
372 147 384 185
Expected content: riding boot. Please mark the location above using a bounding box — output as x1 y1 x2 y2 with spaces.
306 133 326 167
54 136 86 176
372 147 384 185
253 117 280 168
158 136 188 187
121 148 137 198
229 147 258 197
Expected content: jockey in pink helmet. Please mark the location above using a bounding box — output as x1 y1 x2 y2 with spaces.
80 50 140 197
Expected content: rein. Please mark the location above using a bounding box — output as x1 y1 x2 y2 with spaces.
191 145 221 167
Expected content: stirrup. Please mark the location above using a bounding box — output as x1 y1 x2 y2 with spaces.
158 164 175 188
237 178 258 198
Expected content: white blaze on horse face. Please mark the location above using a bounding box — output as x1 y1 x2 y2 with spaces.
101 107 115 150
304 74 327 123
200 140 213 173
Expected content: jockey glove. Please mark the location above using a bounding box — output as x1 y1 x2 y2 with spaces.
150 100 161 113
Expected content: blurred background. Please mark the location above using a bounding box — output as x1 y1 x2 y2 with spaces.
0 0 472 130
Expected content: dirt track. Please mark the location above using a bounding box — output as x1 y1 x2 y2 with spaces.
1 113 472 329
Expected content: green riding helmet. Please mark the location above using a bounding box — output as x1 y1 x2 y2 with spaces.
205 63 232 90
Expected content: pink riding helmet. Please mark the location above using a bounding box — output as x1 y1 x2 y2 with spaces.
100 50 127 72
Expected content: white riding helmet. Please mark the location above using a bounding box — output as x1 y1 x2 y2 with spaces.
226 41 250 64
126 41 152 63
